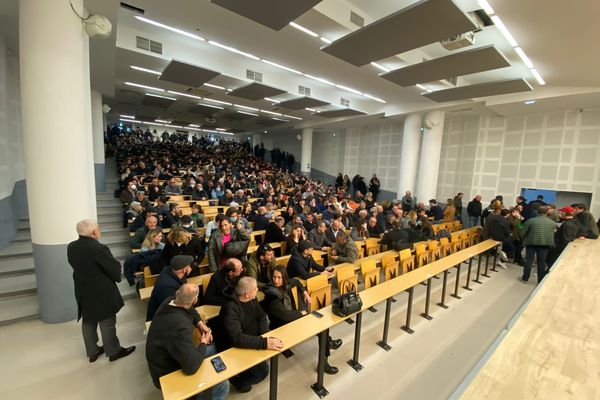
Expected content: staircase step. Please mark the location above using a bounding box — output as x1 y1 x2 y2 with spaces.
0 256 35 276
0 294 39 325
0 242 33 259
0 274 36 298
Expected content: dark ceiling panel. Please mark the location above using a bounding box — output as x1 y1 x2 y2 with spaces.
211 0 322 31
136 115 156 122
188 104 222 115
321 0 477 66
423 78 533 102
141 95 176 109
277 97 329 110
171 120 191 127
256 118 286 126
228 82 286 100
318 108 366 118
158 59 220 87
223 112 256 121
382 45 510 86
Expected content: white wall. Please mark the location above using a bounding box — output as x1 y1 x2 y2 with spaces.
311 129 346 179
0 32 25 199
261 129 302 163
437 110 600 215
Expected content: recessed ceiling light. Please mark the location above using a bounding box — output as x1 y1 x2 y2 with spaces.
203 83 226 90
134 15 205 41
120 114 135 119
203 98 232 105
335 84 363 95
237 111 258 117
125 81 164 92
524 100 536 105
370 62 390 73
320 37 332 44
289 22 318 37
155 119 170 123
514 47 534 69
198 103 224 110
189 124 200 127
120 118 141 123
235 104 259 111
530 68 546 85
261 59 302 75
216 128 228 131
259 109 283 116
264 97 281 103
283 114 302 120
272 117 290 122
478 0 495 15
130 66 162 75
145 93 176 101
167 90 203 100
491 16 518 47
207 40 260 60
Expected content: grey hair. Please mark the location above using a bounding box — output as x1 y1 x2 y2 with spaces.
76 219 98 236
175 283 199 304
235 276 257 297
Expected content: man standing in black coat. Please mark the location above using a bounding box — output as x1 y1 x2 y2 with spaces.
67 219 135 362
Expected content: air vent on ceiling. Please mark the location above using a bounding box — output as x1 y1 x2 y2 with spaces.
120 2 145 14
448 76 458 86
340 97 350 107
136 36 163 54
350 11 364 27
246 69 263 83
298 85 311 96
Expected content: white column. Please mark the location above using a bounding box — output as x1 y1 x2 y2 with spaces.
91 90 106 192
252 133 262 149
398 113 422 197
20 0 97 323
416 110 445 204
300 128 313 175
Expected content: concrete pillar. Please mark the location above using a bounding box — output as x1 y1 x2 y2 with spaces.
252 133 262 149
20 0 97 323
91 90 106 192
398 113 422 197
300 128 313 175
416 110 445 204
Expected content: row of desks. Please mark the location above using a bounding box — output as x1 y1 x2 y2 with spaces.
159 239 500 400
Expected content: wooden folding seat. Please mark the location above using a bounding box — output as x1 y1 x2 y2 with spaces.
427 240 441 262
336 264 359 294
360 259 380 289
201 272 214 296
414 242 428 268
399 249 415 274
310 284 332 311
143 266 157 288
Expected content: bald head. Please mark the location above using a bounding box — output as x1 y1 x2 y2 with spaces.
76 219 99 239
235 276 257 299
175 283 199 306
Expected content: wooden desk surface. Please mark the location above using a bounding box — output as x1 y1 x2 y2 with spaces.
460 239 600 400
160 240 498 400
139 275 204 300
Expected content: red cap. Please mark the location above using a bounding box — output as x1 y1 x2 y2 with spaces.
559 206 574 215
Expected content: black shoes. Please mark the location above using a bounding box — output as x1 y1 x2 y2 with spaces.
235 385 252 393
88 346 104 363
329 338 342 350
324 363 339 375
518 277 528 284
109 346 136 362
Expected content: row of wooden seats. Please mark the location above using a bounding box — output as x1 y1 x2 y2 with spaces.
432 220 462 234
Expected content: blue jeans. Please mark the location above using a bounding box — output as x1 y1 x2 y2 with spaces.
523 245 550 284
468 216 480 228
196 344 230 400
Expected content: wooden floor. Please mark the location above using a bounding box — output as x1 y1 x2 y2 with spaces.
460 239 600 400
0 262 535 400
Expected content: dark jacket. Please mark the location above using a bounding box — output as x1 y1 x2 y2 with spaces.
521 215 556 247
380 228 410 251
131 226 151 249
216 286 269 351
67 236 124 322
151 237 205 274
484 214 510 242
207 228 250 272
204 267 240 306
287 248 325 280
467 199 482 217
252 214 270 231
146 267 186 321
429 205 444 221
577 211 599 239
264 222 286 244
145 298 204 388
325 227 343 244
245 252 277 289
555 218 584 249
308 228 333 248
262 280 307 329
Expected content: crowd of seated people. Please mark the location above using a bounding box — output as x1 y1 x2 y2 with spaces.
112 127 598 397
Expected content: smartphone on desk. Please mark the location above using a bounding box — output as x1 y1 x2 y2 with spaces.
311 310 324 318
211 356 227 373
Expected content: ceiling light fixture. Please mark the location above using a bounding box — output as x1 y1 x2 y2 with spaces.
283 114 302 120
216 128 228 131
259 109 283 116
198 103 224 110
125 81 164 92
163 124 184 129
144 121 165 127
235 104 259 111
145 93 176 101
335 84 363 95
491 16 518 47
478 0 495 15
305 108 318 112
155 119 170 123
289 22 318 37
370 62 390 73
363 93 386 103
524 100 536 105
203 83 226 90
120 118 141 123
514 47 534 69
167 90 203 100
237 111 258 117
530 69 546 85
303 73 335 86
207 40 260 60
130 65 162 75
272 117 290 122
264 97 281 103
320 37 332 44
261 59 302 75
203 98 232 105
189 124 200 127
120 114 135 119
134 15 205 41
